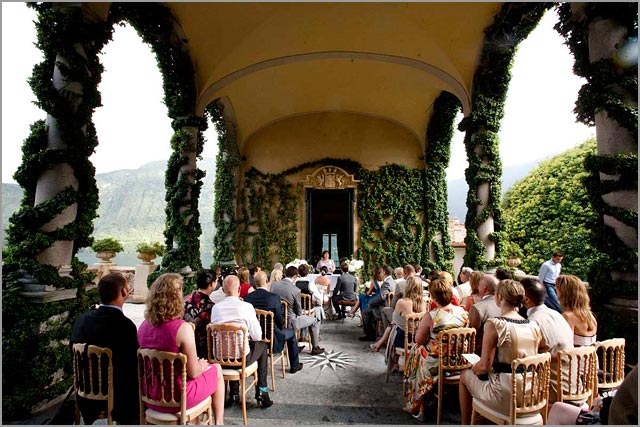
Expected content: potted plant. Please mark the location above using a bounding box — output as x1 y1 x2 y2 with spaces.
91 237 124 263
503 240 524 267
136 241 165 264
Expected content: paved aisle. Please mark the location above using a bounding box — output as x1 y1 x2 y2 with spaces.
123 302 461 425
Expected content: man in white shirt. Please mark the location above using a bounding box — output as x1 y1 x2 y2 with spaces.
210 275 272 409
537 251 563 313
522 276 574 404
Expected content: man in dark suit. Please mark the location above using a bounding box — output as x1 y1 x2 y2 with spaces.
360 265 396 341
331 260 358 319
70 272 140 424
270 266 325 355
243 271 303 373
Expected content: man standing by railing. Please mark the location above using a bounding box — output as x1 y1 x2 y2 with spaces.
538 251 564 313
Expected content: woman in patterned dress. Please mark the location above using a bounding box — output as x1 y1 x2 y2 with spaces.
404 278 469 419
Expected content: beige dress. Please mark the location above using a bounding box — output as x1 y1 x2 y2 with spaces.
462 317 542 416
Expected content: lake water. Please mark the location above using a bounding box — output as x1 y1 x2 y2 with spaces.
77 251 215 269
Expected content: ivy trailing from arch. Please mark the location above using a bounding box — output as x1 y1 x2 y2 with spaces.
109 2 207 289
460 2 552 270
424 91 461 274
555 2 638 361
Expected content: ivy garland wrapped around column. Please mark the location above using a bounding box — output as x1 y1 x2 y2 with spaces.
460 2 552 270
555 2 638 363
1 3 111 418
110 3 206 289
424 91 461 274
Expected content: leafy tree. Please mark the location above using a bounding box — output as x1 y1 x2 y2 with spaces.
502 138 599 279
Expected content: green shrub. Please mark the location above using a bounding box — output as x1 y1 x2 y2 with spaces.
136 241 165 256
91 237 124 253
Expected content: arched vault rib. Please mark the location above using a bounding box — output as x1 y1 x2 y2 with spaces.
196 51 471 116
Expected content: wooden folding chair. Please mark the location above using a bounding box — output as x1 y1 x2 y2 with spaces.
556 345 597 408
137 348 213 425
255 309 289 391
436 327 476 425
300 293 313 316
471 352 551 425
207 323 258 425
593 338 625 397
72 343 114 425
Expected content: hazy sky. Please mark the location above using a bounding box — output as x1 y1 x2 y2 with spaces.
2 3 594 184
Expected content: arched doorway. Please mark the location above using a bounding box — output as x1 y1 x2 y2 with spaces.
301 166 359 266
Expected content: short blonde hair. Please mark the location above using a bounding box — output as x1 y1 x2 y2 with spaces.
270 269 283 283
496 279 525 308
429 278 453 307
145 273 184 326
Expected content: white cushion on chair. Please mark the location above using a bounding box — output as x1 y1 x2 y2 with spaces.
473 399 543 425
145 395 212 424
221 361 259 379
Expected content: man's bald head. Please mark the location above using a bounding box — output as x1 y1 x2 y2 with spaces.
223 275 240 296
254 271 268 288
478 275 498 296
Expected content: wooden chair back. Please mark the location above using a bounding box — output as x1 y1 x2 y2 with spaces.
255 309 288 390
387 291 395 307
388 312 425 389
280 300 289 329
137 348 207 425
436 327 476 424
557 345 597 407
594 338 625 395
72 343 114 425
300 293 313 315
471 352 551 425
206 323 258 425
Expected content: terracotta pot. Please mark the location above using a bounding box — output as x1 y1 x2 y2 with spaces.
96 251 116 263
137 252 157 263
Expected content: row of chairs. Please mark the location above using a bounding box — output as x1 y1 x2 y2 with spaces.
380 312 627 425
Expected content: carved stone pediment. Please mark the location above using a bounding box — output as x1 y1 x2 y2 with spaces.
302 166 359 189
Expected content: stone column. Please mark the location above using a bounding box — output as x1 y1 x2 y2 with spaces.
34 5 92 276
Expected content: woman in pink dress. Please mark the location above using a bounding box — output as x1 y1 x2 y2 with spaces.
138 273 225 424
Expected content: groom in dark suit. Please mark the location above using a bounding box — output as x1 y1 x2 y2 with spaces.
70 272 140 424
243 271 303 373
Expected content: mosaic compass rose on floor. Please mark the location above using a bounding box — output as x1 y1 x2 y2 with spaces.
299 349 357 372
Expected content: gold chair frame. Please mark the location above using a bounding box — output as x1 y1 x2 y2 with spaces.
436 327 476 425
255 309 289 391
386 312 425 387
207 323 258 425
471 352 551 425
137 348 213 425
556 345 597 408
593 338 625 397
72 343 114 425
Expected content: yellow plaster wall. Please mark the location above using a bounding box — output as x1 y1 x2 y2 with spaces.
241 111 424 176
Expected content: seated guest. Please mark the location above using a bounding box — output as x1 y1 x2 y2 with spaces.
271 266 325 355
210 275 273 408
237 267 254 298
248 263 260 288
138 273 225 424
184 269 218 358
382 264 415 332
460 271 483 312
349 266 384 318
314 266 332 313
405 278 469 420
270 268 283 283
244 271 303 373
521 276 574 404
468 274 501 355
428 271 460 310
556 274 598 346
370 276 427 356
458 279 542 425
295 263 324 317
70 272 140 425
495 267 513 281
331 261 358 319
454 267 474 301
360 266 395 341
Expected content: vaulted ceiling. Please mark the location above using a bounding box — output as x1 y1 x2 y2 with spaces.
89 2 502 151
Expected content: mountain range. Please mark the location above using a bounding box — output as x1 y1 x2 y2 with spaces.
2 157 540 250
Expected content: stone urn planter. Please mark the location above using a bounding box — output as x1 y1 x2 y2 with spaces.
137 252 157 264
507 257 522 268
96 251 116 263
